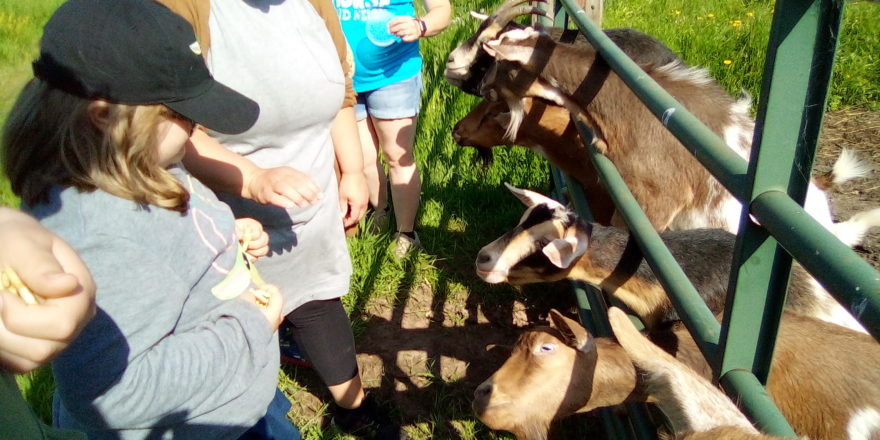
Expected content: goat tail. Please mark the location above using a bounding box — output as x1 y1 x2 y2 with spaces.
607 307 760 435
829 207 880 248
815 148 872 190
847 407 880 440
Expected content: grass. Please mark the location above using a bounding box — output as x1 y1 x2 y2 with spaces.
3 0 879 439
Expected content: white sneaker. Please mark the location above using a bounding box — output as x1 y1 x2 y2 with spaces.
391 232 420 259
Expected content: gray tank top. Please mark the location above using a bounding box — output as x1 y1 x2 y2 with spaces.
205 0 353 312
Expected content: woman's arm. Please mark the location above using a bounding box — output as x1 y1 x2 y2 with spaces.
183 130 322 209
331 107 369 227
389 0 452 42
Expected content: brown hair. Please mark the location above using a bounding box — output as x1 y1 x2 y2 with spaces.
2 79 189 212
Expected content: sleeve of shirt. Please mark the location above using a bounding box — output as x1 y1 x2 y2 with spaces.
308 0 358 108
53 234 275 430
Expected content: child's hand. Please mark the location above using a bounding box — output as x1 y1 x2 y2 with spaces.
0 208 96 373
235 218 269 260
246 166 323 209
239 284 283 331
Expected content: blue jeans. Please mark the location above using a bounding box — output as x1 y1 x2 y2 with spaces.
355 73 423 121
238 389 301 440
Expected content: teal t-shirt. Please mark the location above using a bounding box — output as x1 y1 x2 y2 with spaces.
334 0 422 92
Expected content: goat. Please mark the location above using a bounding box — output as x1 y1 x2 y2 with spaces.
456 23 872 236
476 184 873 331
444 0 679 96
607 307 787 439
453 98 617 224
473 308 880 440
451 27 681 225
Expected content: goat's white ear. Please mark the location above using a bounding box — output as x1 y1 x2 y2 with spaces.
548 309 594 352
482 38 535 64
469 10 489 21
504 183 564 209
542 233 588 268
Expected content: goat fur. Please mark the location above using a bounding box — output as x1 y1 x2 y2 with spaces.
474 309 880 440
476 185 868 332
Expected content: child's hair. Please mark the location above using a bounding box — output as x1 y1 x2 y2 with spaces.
2 79 189 212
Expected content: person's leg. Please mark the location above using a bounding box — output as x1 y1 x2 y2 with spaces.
286 300 402 438
369 115 419 234
361 73 422 238
357 109 388 213
238 388 302 440
286 299 360 402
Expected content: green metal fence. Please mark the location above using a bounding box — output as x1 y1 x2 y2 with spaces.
539 0 880 437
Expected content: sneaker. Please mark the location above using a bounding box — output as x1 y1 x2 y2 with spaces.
279 321 311 368
391 231 420 259
331 394 409 440
368 208 391 234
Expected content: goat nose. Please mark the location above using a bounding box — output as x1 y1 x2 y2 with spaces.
476 251 492 266
452 130 462 144
474 382 492 399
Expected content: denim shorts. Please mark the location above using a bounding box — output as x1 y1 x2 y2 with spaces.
355 73 422 121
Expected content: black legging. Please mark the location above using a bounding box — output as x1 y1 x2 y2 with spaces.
285 299 358 386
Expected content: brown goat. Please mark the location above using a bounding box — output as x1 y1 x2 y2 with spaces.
454 98 616 224
474 308 880 440
459 26 875 237
451 27 681 225
476 184 868 332
608 307 786 439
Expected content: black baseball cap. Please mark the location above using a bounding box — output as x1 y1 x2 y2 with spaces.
32 0 259 134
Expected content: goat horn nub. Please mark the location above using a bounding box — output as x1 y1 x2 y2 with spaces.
495 5 552 28
490 0 549 27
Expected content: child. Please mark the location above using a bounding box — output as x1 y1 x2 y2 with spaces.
1 0 296 438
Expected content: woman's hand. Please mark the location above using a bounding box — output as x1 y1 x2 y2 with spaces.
337 171 369 228
235 218 269 260
0 208 96 373
245 167 322 209
388 16 424 42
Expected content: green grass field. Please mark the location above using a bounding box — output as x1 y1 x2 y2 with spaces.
3 0 879 438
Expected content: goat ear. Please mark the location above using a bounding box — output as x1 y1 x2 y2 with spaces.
548 309 593 352
483 28 539 63
542 234 588 269
504 183 564 209
469 10 489 21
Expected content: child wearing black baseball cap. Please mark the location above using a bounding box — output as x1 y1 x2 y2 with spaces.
2 0 298 438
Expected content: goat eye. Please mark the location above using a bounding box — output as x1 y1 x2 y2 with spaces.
537 343 557 354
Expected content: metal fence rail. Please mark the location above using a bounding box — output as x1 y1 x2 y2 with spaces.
542 0 880 437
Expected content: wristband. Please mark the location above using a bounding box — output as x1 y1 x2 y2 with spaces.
415 18 427 37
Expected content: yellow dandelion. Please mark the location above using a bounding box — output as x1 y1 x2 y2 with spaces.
746 11 755 17
674 9 681 15
732 19 742 27
707 13 715 18
723 59 733 65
